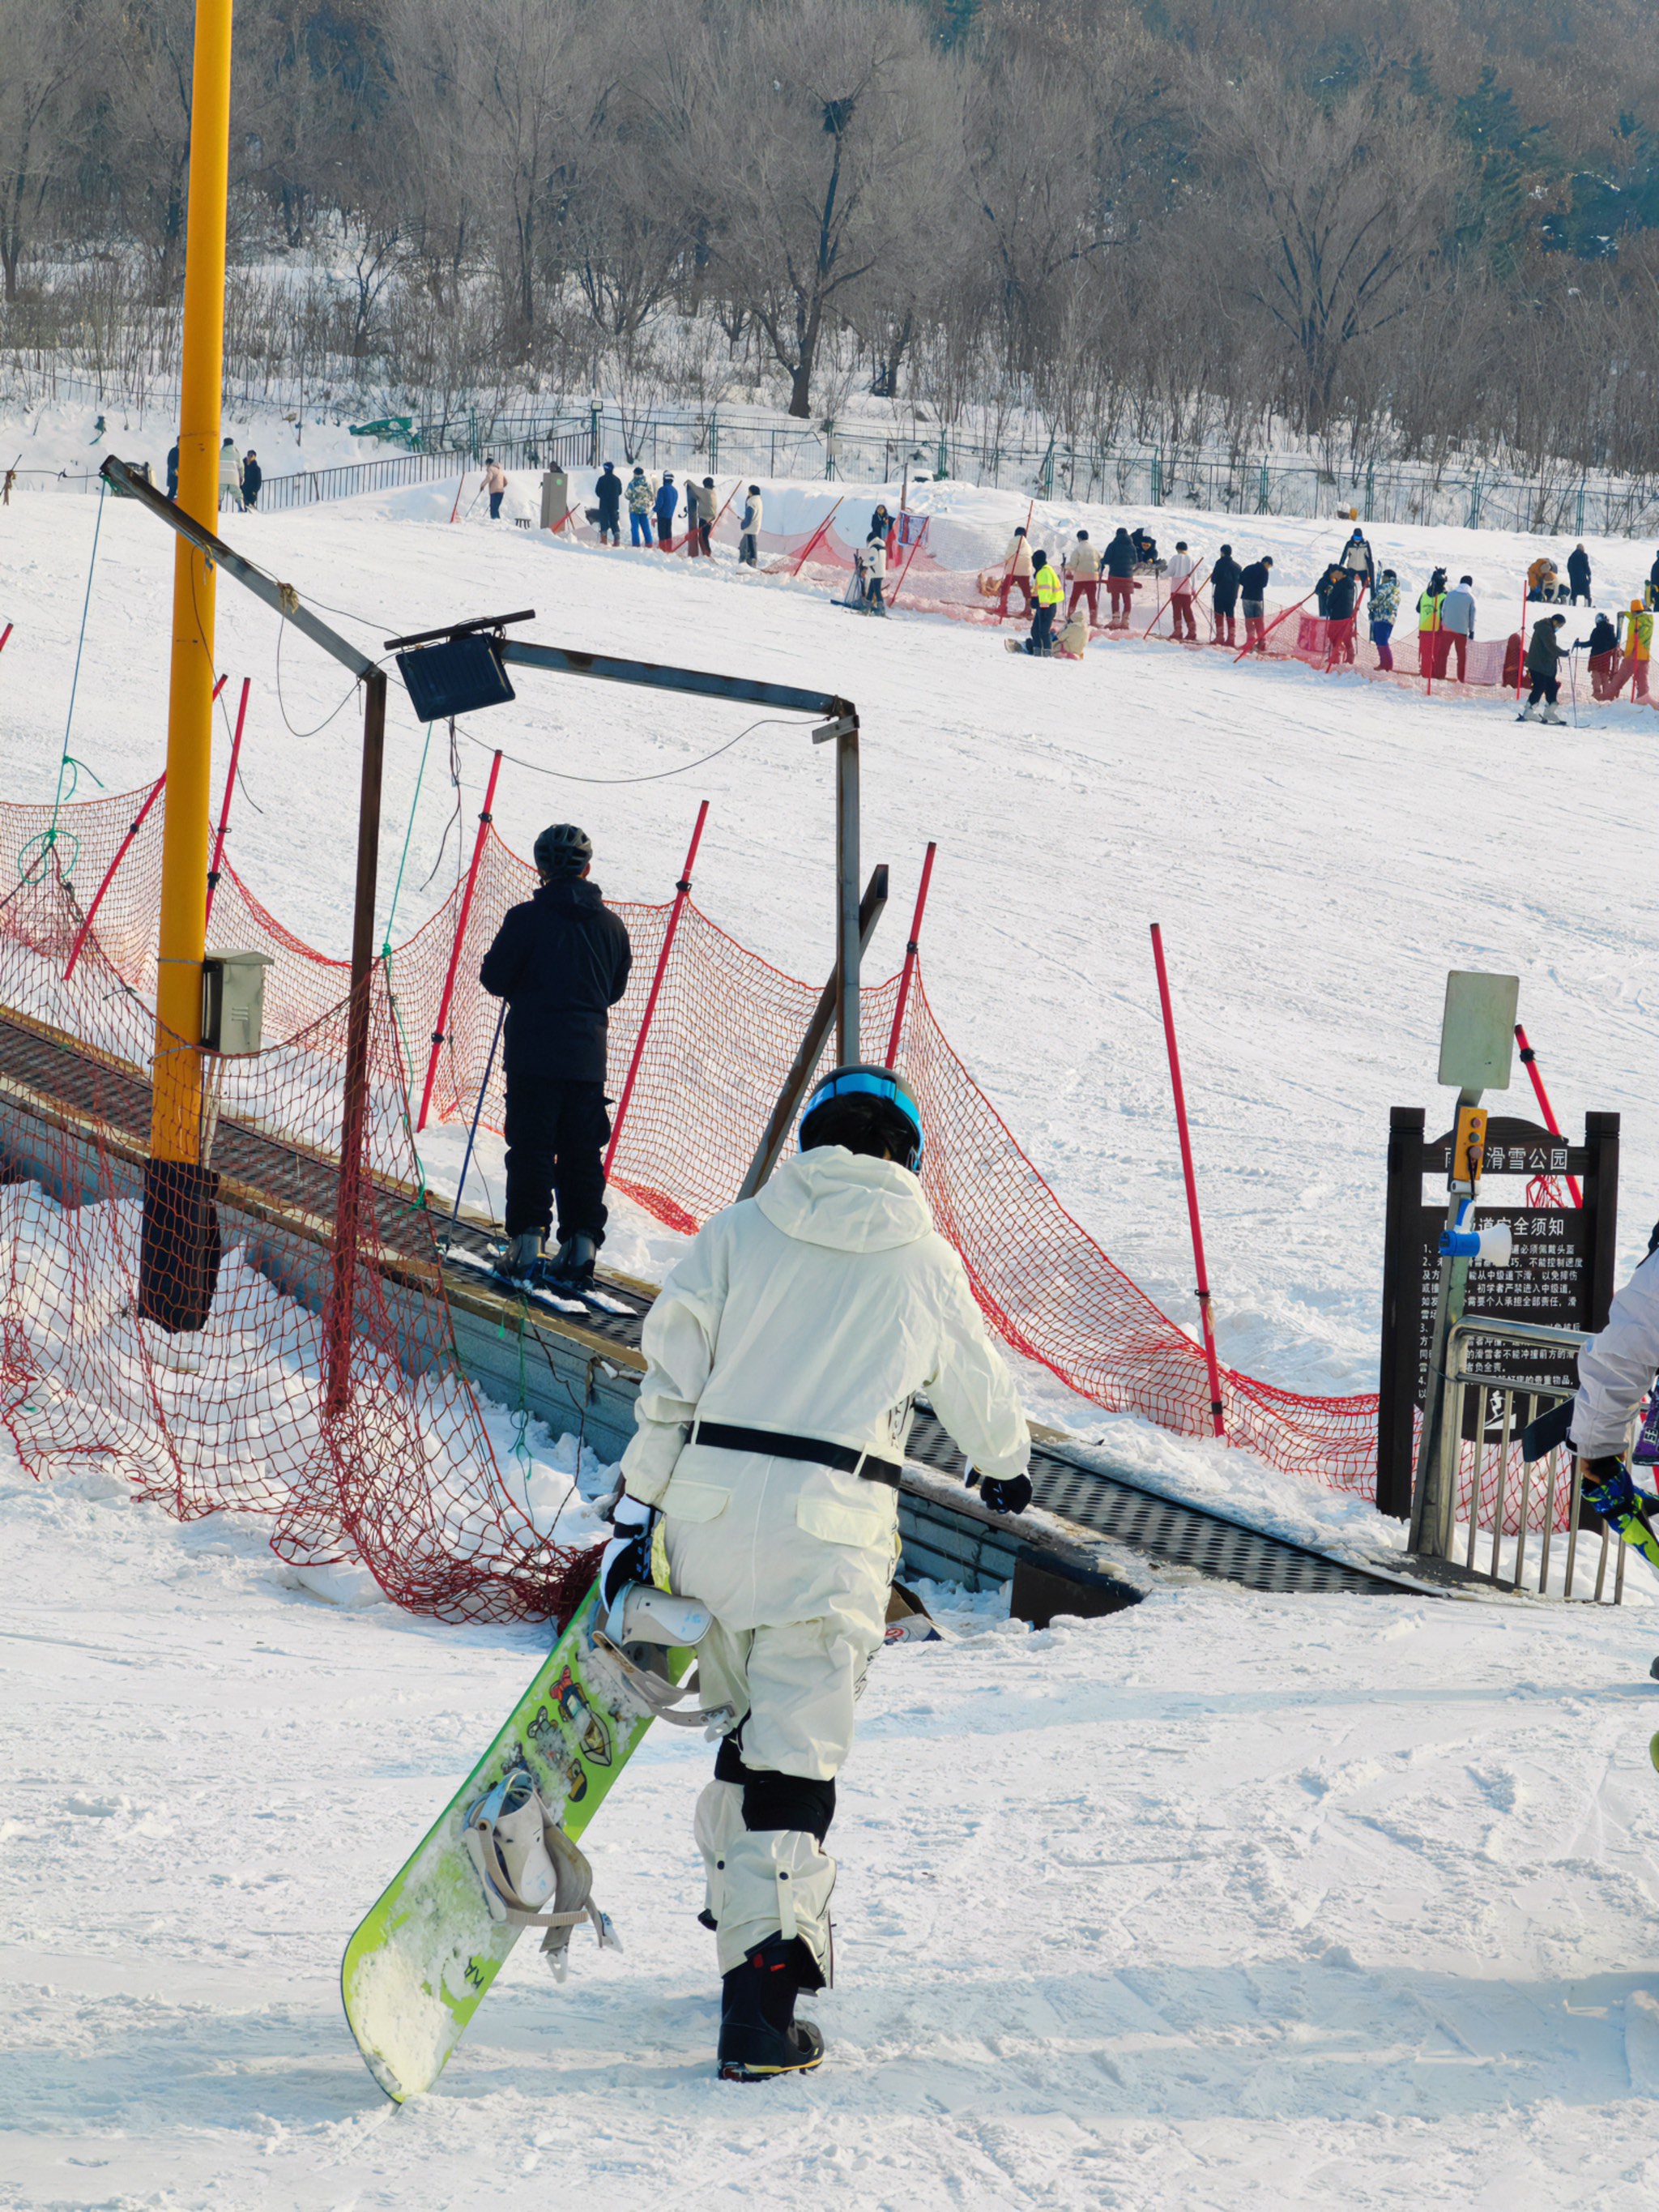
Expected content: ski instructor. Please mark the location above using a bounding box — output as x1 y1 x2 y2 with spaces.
479 822 632 1293
599 1063 1033 2081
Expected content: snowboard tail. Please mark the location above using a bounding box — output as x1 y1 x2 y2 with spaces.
339 1581 691 2101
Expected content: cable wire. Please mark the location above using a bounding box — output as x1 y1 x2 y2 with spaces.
453 713 798 787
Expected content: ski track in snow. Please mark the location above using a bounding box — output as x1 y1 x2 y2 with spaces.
7 449 1659 2205
6 1441 1659 2209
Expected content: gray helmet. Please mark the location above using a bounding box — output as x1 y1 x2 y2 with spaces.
533 823 592 878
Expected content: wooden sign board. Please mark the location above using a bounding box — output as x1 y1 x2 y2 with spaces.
1375 1109 1619 1518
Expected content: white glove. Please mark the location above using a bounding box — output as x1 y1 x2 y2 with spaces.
599 1491 658 1633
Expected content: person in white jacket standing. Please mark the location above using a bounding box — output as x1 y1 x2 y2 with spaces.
599 1063 1031 2081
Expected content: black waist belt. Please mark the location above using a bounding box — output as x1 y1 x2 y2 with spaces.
690 1420 902 1489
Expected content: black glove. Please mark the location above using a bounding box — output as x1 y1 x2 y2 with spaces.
979 1472 1033 1517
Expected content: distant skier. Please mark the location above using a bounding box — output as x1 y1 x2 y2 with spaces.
1021 549 1063 653
1567 543 1592 607
241 450 262 510
484 456 507 521
1324 565 1360 663
739 485 762 566
1585 609 1619 698
1439 575 1477 683
218 436 245 513
1618 599 1653 700
1166 542 1198 640
1520 613 1568 724
654 472 679 549
595 462 622 544
166 438 179 500
626 466 655 545
479 823 633 1292
998 524 1034 618
1239 553 1273 652
1340 526 1374 581
1209 543 1242 646
1369 568 1400 670
601 1063 1031 2079
1103 527 1138 629
1417 568 1448 678
697 478 717 557
1064 529 1100 624
864 532 888 613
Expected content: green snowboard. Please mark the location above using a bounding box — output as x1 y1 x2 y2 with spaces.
340 1581 693 2101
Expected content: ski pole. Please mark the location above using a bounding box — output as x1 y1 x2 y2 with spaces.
448 999 507 1233
1149 923 1226 1438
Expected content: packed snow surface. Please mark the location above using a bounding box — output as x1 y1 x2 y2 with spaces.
6 1441 1659 2209
6 453 1659 2206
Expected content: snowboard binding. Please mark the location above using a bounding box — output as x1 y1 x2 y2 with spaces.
461 1766 621 1979
586 1582 739 1740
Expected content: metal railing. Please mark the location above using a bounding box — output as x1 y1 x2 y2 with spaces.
1441 1315 1624 1603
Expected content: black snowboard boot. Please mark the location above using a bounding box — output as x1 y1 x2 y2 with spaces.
539 1233 596 1292
717 1936 825 2082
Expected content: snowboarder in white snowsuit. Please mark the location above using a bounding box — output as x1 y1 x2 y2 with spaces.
599 1064 1031 2079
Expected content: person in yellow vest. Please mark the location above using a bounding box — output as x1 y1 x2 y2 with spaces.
1618 599 1653 701
1020 549 1064 655
1416 567 1447 679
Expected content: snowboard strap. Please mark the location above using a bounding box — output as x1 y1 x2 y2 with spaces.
591 1628 738 1736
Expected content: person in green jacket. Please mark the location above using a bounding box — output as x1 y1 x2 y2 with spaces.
1416 566 1448 678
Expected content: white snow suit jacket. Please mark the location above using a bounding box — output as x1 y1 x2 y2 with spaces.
621 1148 1030 1638
1005 535 1033 577
1068 541 1101 579
1571 1247 1659 1459
741 496 763 534
1167 552 1197 589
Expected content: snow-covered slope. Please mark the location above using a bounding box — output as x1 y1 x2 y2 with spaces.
6 1437 1659 2210
2 468 1654 1405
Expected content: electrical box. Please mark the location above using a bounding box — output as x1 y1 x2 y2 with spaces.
202 950 274 1055
395 634 516 722
1436 971 1518 1094
540 467 569 531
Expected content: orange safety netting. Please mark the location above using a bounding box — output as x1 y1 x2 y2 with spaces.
0 778 1557 1610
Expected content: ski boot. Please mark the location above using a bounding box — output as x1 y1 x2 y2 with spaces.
539 1233 597 1294
718 1935 825 2082
1540 702 1565 726
490 1231 542 1292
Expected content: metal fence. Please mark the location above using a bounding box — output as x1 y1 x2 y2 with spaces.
1439 1315 1624 1603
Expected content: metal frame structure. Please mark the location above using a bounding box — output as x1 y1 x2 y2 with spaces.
97 455 866 1381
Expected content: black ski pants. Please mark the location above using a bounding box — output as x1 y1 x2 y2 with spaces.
504 1078 611 1245
1527 670 1559 706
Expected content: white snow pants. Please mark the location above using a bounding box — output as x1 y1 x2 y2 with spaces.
661 1446 896 1976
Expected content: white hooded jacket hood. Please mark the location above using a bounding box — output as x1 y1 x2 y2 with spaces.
755 1147 932 1254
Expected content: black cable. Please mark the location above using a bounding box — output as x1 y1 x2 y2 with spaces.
274 616 381 741
454 713 797 787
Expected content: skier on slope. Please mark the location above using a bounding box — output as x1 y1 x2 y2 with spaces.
480 824 633 1292
626 466 655 547
595 462 622 544
597 1065 1032 2081
1209 544 1243 646
739 485 763 567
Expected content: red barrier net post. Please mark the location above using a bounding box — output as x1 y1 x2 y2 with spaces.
1150 923 1226 1437
791 497 844 579
62 772 167 980
1516 1022 1584 1207
885 841 937 1068
0 622 12 655
603 799 709 1177
416 748 503 1134
204 676 250 932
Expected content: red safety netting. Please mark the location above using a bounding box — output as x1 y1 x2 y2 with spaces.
1 777 1562 1586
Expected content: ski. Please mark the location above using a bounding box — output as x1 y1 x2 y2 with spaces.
445 1241 637 1320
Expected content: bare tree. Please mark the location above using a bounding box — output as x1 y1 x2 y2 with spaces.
1199 72 1467 435
0 0 98 301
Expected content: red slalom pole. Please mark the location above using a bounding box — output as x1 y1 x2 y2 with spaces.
0 622 12 655
790 497 843 579
1149 923 1226 1437
204 676 251 930
603 800 710 1176
416 749 503 1133
1515 1023 1584 1206
884 842 937 1067
63 772 166 979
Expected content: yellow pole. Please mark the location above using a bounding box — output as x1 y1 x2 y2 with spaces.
148 0 232 1164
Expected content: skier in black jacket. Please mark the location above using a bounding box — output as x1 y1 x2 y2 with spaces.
480 824 633 1291
1566 543 1592 607
595 463 622 544
1239 554 1273 651
1103 526 1138 628
1209 544 1243 645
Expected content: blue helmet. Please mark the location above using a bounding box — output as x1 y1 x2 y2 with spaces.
799 1063 924 1172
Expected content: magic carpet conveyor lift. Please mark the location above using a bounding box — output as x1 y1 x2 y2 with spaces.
98 455 871 1376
